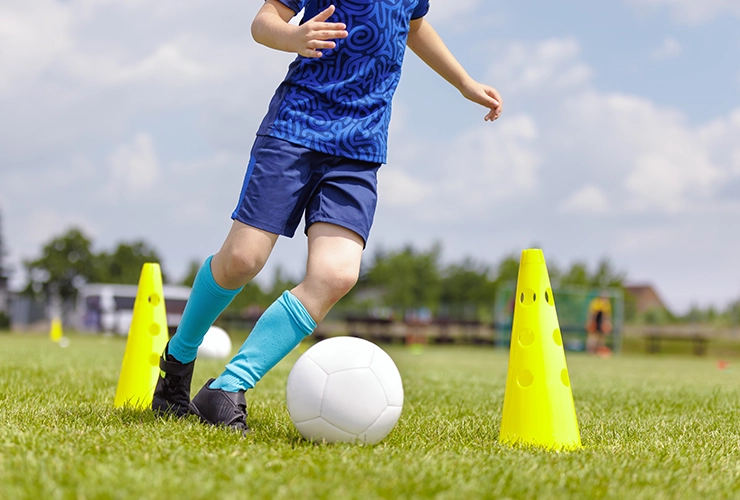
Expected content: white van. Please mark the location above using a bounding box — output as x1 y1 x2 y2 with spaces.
75 283 191 336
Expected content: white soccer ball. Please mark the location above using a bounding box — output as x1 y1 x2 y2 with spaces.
286 336 404 444
197 325 233 360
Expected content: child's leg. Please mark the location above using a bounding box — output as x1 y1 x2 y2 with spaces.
152 222 277 416
189 148 376 427
209 222 364 392
165 255 241 364
167 222 278 363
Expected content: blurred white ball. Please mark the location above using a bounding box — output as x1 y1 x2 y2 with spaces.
286 337 404 444
197 325 232 360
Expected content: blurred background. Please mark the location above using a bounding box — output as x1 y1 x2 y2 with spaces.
1 0 739 352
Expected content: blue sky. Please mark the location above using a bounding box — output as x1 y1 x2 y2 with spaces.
1 0 739 314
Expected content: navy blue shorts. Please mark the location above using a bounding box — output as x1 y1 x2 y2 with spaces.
231 135 380 243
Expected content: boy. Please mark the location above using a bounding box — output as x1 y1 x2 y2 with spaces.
152 0 503 432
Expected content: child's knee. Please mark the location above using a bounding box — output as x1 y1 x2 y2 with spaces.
332 271 358 299
315 268 358 304
216 248 266 282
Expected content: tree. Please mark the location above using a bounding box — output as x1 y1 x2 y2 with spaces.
440 258 496 320
180 259 202 287
589 258 625 288
224 282 267 316
361 244 442 311
96 241 166 284
24 228 96 302
264 266 299 303
222 266 294 318
560 261 590 286
557 258 625 289
23 228 168 303
728 300 740 327
493 254 520 286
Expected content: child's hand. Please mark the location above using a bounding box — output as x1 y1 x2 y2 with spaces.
291 5 348 58
461 81 503 121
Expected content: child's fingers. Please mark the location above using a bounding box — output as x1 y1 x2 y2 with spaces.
310 26 348 41
301 41 338 58
308 40 337 50
313 22 347 32
477 91 499 120
485 88 502 108
484 88 503 120
485 109 501 121
310 5 336 23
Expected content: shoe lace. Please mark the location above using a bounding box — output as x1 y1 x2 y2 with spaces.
229 402 248 429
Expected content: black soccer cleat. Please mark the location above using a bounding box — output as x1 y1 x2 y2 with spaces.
188 378 250 435
152 343 195 418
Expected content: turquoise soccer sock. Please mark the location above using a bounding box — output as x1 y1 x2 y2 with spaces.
167 256 243 364
210 290 316 392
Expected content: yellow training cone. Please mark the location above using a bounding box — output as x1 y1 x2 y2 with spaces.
499 249 581 451
114 263 169 409
49 317 63 342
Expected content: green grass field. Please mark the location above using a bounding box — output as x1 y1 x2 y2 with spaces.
1 333 740 499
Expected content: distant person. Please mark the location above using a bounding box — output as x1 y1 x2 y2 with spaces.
405 307 432 346
151 0 503 433
585 292 612 357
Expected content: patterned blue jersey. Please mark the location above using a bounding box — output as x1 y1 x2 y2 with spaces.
257 0 430 164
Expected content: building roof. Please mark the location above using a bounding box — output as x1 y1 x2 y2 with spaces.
79 283 191 300
624 283 668 313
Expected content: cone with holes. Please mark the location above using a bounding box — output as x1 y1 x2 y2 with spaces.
114 263 169 409
499 249 581 451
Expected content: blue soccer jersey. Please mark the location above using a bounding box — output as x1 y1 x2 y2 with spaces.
256 0 430 164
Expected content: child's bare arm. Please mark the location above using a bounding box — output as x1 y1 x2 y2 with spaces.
251 1 348 58
407 18 503 121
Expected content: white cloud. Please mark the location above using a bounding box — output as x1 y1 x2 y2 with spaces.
485 37 730 214
627 0 740 23
468 34 740 312
612 225 677 253
66 42 221 87
0 1 73 94
559 185 610 214
393 36 737 224
440 115 540 210
491 37 593 95
649 36 682 59
379 169 434 208
0 0 283 96
566 92 725 213
381 114 541 221
700 109 740 176
426 0 483 23
104 133 162 197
